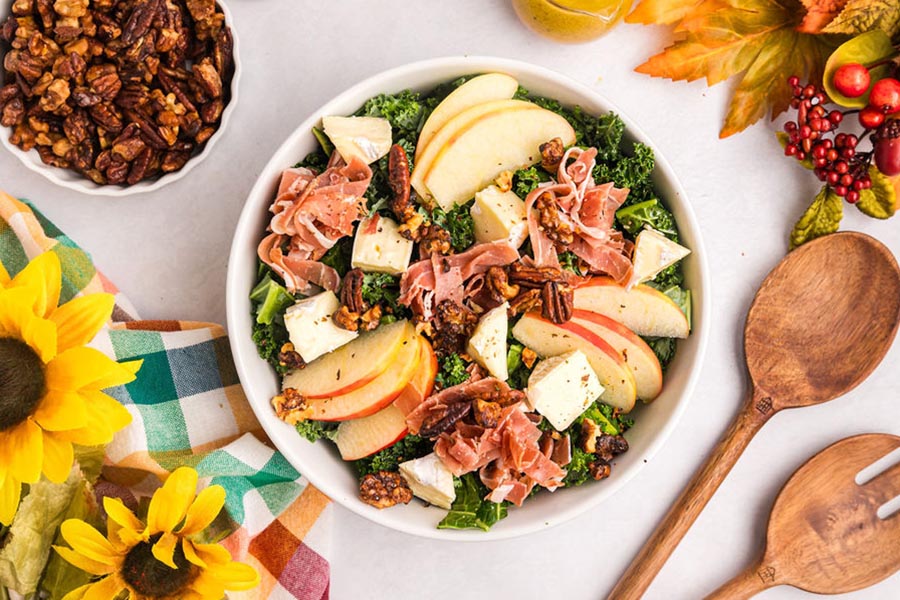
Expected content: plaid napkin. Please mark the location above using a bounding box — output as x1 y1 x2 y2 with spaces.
0 191 331 600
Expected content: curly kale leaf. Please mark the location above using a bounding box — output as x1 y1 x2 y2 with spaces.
361 272 402 313
615 199 678 241
293 148 329 172
512 166 550 198
319 237 353 277
506 341 533 391
643 337 677 372
357 90 426 134
251 319 290 376
559 251 584 277
592 142 655 191
435 354 470 389
563 446 595 487
431 201 475 251
354 435 431 477
437 474 508 531
296 420 339 443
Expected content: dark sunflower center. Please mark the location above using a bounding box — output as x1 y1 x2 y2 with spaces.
121 534 196 598
0 337 46 431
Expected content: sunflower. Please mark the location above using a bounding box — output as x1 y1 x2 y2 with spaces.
56 467 260 599
0 251 139 524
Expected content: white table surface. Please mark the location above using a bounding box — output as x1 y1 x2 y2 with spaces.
4 2 900 598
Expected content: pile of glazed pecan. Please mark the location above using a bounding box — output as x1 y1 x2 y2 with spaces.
0 0 234 185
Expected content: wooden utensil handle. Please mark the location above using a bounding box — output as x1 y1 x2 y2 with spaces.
704 557 777 600
606 388 773 600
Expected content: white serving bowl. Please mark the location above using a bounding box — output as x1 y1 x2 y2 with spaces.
0 0 241 197
226 56 710 540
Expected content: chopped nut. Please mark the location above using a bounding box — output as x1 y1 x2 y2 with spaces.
540 137 564 173
580 418 602 454
507 288 542 317
595 433 629 462
494 169 513 193
485 266 519 302
589 459 611 481
472 398 501 428
541 281 573 324
521 347 537 369
277 342 304 371
359 471 413 509
431 299 478 357
534 191 574 246
418 223 452 257
419 401 471 438
271 387 310 424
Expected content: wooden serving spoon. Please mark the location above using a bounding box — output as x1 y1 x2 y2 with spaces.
608 232 900 600
705 434 900 599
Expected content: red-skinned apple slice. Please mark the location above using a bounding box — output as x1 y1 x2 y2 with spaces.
393 338 438 416
297 330 421 421
511 312 637 411
335 404 408 460
571 309 663 401
573 277 690 338
282 319 413 399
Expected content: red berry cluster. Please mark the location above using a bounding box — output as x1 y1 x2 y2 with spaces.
783 76 872 203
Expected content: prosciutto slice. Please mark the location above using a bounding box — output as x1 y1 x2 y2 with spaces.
525 147 633 284
398 241 519 320
257 155 372 294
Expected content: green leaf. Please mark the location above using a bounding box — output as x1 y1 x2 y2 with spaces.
823 31 895 108
790 185 843 250
437 474 508 531
312 126 335 157
775 132 814 170
823 0 900 37
857 167 898 219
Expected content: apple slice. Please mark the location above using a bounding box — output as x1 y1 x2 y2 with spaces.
335 404 408 461
411 99 536 207
296 328 421 421
282 319 413 399
573 277 690 338
421 103 576 210
571 309 663 401
415 73 519 162
393 338 438 416
511 312 637 411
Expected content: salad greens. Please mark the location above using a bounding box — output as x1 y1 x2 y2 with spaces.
506 341 533 391
512 165 550 198
319 236 353 277
430 200 476 252
434 354 470 389
437 474 509 531
296 420 339 443
361 273 403 314
250 272 294 326
616 199 678 241
355 435 431 478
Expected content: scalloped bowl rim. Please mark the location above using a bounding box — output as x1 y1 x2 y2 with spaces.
0 0 241 197
226 56 710 541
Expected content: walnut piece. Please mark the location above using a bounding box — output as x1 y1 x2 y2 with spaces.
540 137 564 173
534 191 574 246
271 387 310 424
485 266 519 303
359 471 413 509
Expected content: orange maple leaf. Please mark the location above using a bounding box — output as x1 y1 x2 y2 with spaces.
797 0 850 33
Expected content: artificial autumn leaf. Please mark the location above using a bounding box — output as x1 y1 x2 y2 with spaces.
856 167 898 219
634 0 838 137
796 0 849 34
790 185 843 249
625 0 702 26
822 0 900 36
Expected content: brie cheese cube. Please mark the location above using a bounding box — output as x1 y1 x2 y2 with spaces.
466 302 509 381
471 185 528 248
322 115 392 165
525 350 604 431
399 453 456 509
629 227 691 287
351 214 414 275
283 291 357 363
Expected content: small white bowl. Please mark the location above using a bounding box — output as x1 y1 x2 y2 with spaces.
0 0 241 197
226 56 710 540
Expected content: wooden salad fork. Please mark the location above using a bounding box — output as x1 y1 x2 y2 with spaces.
705 434 900 599
608 232 900 599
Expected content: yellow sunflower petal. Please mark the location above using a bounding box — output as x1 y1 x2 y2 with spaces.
0 476 21 526
51 293 114 353
206 560 261 591
0 287 31 337
0 419 43 483
53 545 116 576
50 390 131 446
10 252 61 319
189 571 225 599
61 583 90 600
103 497 144 539
59 519 120 565
46 347 136 392
33 389 88 432
0 261 9 286
17 312 57 363
187 540 231 567
146 467 198 535
151 531 179 569
82 575 126 600
182 539 206 568
41 431 74 483
179 485 225 536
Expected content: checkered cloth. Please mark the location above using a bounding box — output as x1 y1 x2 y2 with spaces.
0 191 331 600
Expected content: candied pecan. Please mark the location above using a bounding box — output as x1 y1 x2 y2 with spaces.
65 139 91 170
54 0 89 18
485 266 519 303
37 144 68 167
16 52 45 83
86 64 121 99
541 281 573 324
1 97 26 126
39 78 70 112
126 109 167 147
72 87 101 106
89 102 122 132
10 122 37 150
332 305 360 332
521 347 537 369
507 288 542 317
359 471 412 509
1 17 18 43
419 401 471 438
397 211 426 242
112 134 145 161
388 143 413 220
194 125 214 144
105 158 128 183
93 11 121 41
473 398 501 428
595 434 629 462
212 26 232 75
271 387 310 424
11 0 32 16
121 0 158 45
277 342 304 371
54 51 86 80
540 137 565 172
339 268 367 313
160 149 190 171
192 57 221 98
507 261 566 288
199 98 222 123
431 299 477 357
471 384 525 408
185 0 215 22
115 84 149 109
418 223 452 257
31 71 54 96
534 191 574 245
358 305 383 332
0 84 20 106
589 459 611 481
